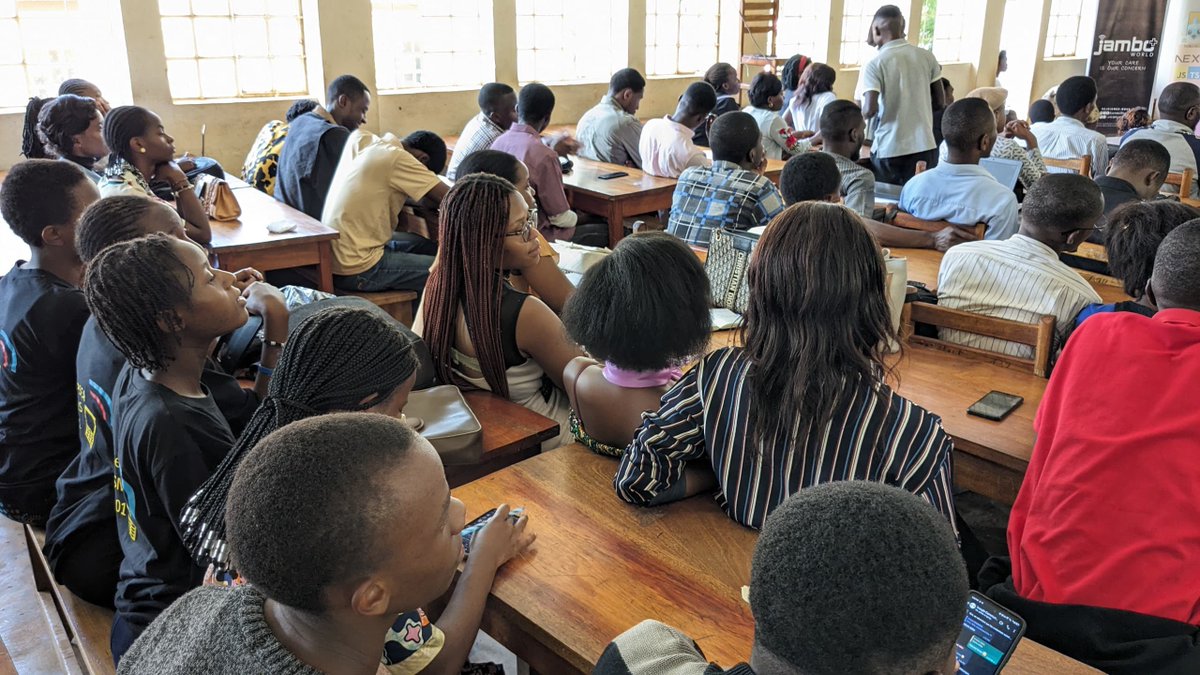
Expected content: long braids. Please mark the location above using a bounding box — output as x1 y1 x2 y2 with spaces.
76 196 163 264
21 97 49 158
422 173 517 398
37 95 100 162
180 305 419 570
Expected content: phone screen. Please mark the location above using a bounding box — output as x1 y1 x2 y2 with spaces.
955 591 1026 675
967 391 1024 421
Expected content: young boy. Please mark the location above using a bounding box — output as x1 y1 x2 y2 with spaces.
576 68 646 168
818 99 877 217
596 481 968 675
1031 76 1108 179
639 82 717 178
0 160 99 525
117 413 535 674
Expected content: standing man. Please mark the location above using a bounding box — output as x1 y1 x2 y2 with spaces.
576 69 646 168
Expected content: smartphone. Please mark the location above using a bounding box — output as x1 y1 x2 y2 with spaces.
954 591 1026 675
967 391 1024 421
598 171 629 180
460 507 524 555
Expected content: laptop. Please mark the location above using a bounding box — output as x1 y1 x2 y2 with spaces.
980 157 1023 191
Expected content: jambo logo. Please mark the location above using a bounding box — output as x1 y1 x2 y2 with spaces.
1093 35 1159 56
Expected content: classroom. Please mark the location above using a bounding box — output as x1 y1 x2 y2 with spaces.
1 0 1198 673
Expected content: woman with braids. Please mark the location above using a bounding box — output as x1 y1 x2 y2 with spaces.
21 95 108 180
784 62 837 135
415 173 581 447
99 105 212 245
693 62 741 147
614 203 958 532
778 53 812 111
59 78 111 115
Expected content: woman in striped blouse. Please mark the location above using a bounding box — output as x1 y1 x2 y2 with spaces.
614 202 957 531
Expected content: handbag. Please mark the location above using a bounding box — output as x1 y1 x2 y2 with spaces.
705 228 760 314
403 385 483 465
193 173 242 221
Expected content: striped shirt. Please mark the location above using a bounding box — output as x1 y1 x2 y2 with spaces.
937 234 1102 357
446 112 505 180
667 161 785 247
825 151 876 218
614 348 957 532
1031 116 1108 179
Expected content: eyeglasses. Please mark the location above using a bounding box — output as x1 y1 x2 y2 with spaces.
505 206 538 242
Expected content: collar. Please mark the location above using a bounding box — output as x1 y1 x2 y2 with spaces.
478 111 504 133
1009 233 1060 258
1150 119 1193 134
1155 307 1200 327
880 38 908 50
1095 175 1138 194
935 161 994 179
602 363 681 388
717 94 737 101
600 95 627 114
311 105 336 124
508 123 541 137
662 115 694 134
1053 116 1086 128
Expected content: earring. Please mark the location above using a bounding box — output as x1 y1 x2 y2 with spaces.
139 147 146 153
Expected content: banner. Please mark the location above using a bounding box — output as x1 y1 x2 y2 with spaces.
1155 0 1200 94
1087 0 1168 134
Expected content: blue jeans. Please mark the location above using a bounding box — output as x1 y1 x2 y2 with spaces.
334 232 437 293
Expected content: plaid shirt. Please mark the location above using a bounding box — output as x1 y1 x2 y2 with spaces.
666 160 785 247
446 112 505 180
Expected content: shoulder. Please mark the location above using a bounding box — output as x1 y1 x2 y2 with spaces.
594 620 712 675
117 586 245 673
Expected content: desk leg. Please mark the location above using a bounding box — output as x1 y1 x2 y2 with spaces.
606 203 624 247
316 242 334 293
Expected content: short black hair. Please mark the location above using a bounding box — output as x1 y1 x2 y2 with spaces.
1113 138 1171 175
1152 219 1200 307
1029 98 1056 124
517 82 555 124
681 81 718 116
228 413 419 613
750 481 967 675
58 78 97 97
1158 81 1200 117
1022 173 1103 231
941 98 995 152
710 111 761 163
562 232 711 370
35 94 100 159
609 68 646 94
819 99 863 140
455 149 521 183
748 72 783 108
286 99 319 122
1105 200 1200 298
478 82 515 113
780 152 841 205
704 62 737 92
874 4 904 19
1055 76 1097 116
326 74 369 106
102 105 156 164
403 130 448 175
0 159 92 247
76 196 170 264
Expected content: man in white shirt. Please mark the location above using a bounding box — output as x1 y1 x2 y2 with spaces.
639 82 716 178
899 99 1019 240
1122 81 1200 197
1030 76 1109 178
937 173 1103 357
576 68 646 168
860 5 943 185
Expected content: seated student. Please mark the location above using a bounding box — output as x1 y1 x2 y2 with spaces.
415 175 581 445
900 98 1019 240
932 77 954 147
784 62 837 135
275 74 371 219
778 53 811 111
984 222 1200 675
445 82 517 180
403 130 448 175
83 234 251 662
666 112 784 247
455 150 575 314
1028 98 1056 128
561 233 711 455
939 87 1047 193
937 173 1102 357
21 95 108 181
118 413 534 675
0 160 99 526
1030 76 1108 178
58 77 110 115
1095 139 1171 224
1073 201 1200 328
1122 81 1200 197
1117 106 1151 139
693 62 741 147
576 68 646 168
742 72 811 160
596 482 968 675
241 98 319 195
640 82 717 178
818 99 880 218
616 203 957 530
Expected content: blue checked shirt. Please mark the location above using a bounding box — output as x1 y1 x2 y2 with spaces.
666 160 785 247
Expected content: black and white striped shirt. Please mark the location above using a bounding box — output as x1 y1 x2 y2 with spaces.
614 348 957 532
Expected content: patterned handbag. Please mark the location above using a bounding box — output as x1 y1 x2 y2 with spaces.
193 173 242 221
705 228 760 314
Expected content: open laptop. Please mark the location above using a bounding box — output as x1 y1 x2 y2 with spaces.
980 157 1023 191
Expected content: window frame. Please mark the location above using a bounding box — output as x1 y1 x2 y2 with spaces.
370 0 497 93
644 0 721 77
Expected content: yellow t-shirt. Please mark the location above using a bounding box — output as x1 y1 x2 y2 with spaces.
323 130 442 276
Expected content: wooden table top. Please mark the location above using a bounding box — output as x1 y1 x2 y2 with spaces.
562 156 678 199
452 444 1099 674
210 177 338 254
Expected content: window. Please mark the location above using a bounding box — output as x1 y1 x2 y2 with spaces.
1044 0 1084 57
839 0 878 67
919 0 968 63
515 0 627 84
372 0 495 91
0 0 130 110
159 0 307 101
775 0 828 61
645 0 719 76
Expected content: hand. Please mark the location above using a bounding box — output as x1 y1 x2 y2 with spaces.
931 225 978 251
795 130 816 139
467 503 535 570
240 281 287 319
154 161 188 186
231 267 264 292
549 133 581 157
1004 120 1037 148
176 152 196 173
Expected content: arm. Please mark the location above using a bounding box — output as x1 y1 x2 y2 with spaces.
862 91 881 120
514 295 584 390
531 154 573 219
1005 121 1048 188
863 218 975 251
620 119 644 168
240 282 289 397
515 258 574 314
860 60 882 120
756 183 786 227
155 162 212 245
1093 138 1110 179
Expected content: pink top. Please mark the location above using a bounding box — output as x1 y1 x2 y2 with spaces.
490 124 571 229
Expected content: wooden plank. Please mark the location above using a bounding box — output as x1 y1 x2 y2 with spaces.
443 391 560 488
0 519 69 675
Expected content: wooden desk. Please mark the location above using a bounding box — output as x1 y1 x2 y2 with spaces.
451 444 1098 674
562 156 678 245
210 179 340 292
444 391 560 488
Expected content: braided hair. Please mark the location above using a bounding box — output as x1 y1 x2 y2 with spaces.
21 97 50 158
780 54 812 92
35 95 101 161
83 232 193 372
102 105 154 166
76 196 167 264
422 173 520 398
704 62 737 95
180 305 419 570
58 78 96 97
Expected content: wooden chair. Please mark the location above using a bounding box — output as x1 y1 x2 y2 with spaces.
908 302 1055 377
737 1 781 96
893 212 986 241
1163 167 1195 196
334 289 419 326
1043 155 1092 177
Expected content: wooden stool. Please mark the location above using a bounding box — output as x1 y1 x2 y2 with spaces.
337 290 419 326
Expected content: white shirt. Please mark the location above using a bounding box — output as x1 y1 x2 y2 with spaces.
899 162 1019 240
937 234 1102 357
787 90 837 134
639 116 711 178
743 105 810 160
1031 116 1109 178
859 39 942 158
1122 119 1199 197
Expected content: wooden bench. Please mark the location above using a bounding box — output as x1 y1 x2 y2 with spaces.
0 519 72 674
335 289 419 326
893 212 987 241
1044 155 1093 177
909 301 1055 377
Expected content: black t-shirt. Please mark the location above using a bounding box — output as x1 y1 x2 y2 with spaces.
111 364 234 629
0 262 89 523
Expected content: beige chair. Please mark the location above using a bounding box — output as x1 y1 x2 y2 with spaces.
908 302 1056 377
1043 155 1092 177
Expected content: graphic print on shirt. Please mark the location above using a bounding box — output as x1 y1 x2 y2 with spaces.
79 379 113 448
0 329 17 373
114 454 138 542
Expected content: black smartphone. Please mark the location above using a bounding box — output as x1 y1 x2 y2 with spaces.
967 391 1024 421
460 507 524 554
598 171 629 180
954 591 1026 675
